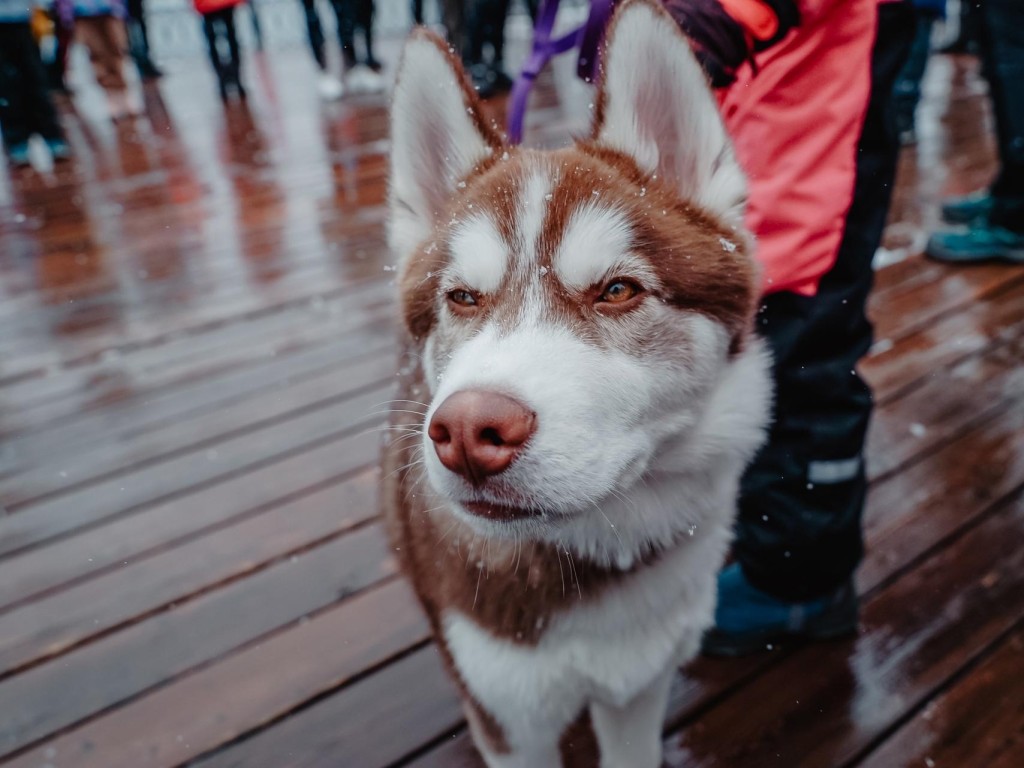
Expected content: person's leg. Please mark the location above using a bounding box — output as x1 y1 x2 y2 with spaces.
357 0 380 71
411 0 423 25
705 1 915 655
223 6 243 92
127 0 162 78
12 19 68 156
201 11 229 98
981 0 1024 232
330 0 359 69
894 9 937 144
928 0 1024 261
0 24 34 162
300 0 327 70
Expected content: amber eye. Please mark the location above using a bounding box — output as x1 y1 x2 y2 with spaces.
597 279 643 304
447 289 479 308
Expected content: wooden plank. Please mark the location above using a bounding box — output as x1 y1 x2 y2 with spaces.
662 492 1024 768
865 336 1024 481
0 458 383 676
0 511 393 758
0 385 388 560
193 645 462 768
0 276 395 433
864 274 1024 405
2 583 436 768
0 315 394 468
856 627 1024 768
0 345 396 506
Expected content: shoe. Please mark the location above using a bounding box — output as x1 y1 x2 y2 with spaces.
365 57 383 74
6 143 31 168
317 73 344 100
345 65 385 95
701 564 859 657
46 138 72 162
941 191 994 224
926 222 1024 264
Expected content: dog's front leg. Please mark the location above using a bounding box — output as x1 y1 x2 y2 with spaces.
464 699 562 768
590 671 674 768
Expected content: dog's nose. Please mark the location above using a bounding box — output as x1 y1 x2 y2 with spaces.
428 390 536 485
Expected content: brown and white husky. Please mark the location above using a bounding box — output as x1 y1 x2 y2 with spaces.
382 1 771 765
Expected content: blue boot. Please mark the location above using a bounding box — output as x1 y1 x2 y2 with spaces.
702 563 859 657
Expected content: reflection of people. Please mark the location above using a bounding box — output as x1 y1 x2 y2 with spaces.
56 0 142 120
194 0 247 101
0 1 71 166
126 0 163 79
660 0 914 655
299 0 344 99
926 0 1024 264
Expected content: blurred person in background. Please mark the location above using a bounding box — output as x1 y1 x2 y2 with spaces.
335 0 384 92
894 0 945 145
299 0 384 97
126 0 162 79
194 0 246 101
927 0 1024 263
0 0 71 166
55 0 142 119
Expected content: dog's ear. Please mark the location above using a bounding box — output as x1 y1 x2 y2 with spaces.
389 31 501 264
592 0 746 226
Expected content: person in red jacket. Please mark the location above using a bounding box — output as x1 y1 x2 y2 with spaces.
660 0 916 655
194 0 246 100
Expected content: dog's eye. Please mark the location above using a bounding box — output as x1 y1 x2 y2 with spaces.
447 289 479 308
597 279 643 305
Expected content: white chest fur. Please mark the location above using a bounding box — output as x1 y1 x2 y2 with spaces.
442 521 731 753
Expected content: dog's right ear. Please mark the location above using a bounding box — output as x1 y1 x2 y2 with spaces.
389 32 501 264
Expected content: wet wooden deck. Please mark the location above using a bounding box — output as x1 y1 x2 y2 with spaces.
1 41 1022 768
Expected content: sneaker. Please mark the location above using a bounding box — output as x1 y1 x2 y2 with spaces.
46 138 72 162
941 191 994 224
345 65 385 95
701 564 859 657
6 143 31 168
926 222 1024 264
317 73 344 100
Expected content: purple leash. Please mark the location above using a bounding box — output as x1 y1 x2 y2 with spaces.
507 0 616 144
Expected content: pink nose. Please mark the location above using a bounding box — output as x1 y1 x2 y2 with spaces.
428 390 536 485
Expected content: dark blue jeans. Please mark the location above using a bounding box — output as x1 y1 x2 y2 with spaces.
980 0 1024 230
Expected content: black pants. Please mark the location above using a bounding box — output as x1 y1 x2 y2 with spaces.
979 0 1024 231
333 0 376 68
126 0 156 67
202 8 241 84
301 0 327 70
734 4 915 603
0 23 64 149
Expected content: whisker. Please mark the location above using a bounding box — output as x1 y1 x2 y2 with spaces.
565 548 583 601
556 542 566 598
381 457 424 482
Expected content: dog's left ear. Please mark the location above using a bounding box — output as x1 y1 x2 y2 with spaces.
389 31 501 263
593 0 746 227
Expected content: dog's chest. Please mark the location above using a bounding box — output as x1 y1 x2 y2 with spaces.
442 524 729 719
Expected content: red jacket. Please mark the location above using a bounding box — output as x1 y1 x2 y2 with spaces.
666 0 881 297
193 0 244 15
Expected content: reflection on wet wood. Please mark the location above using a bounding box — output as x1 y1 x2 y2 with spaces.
0 41 1021 768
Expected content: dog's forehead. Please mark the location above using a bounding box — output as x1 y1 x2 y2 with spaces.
443 148 645 286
